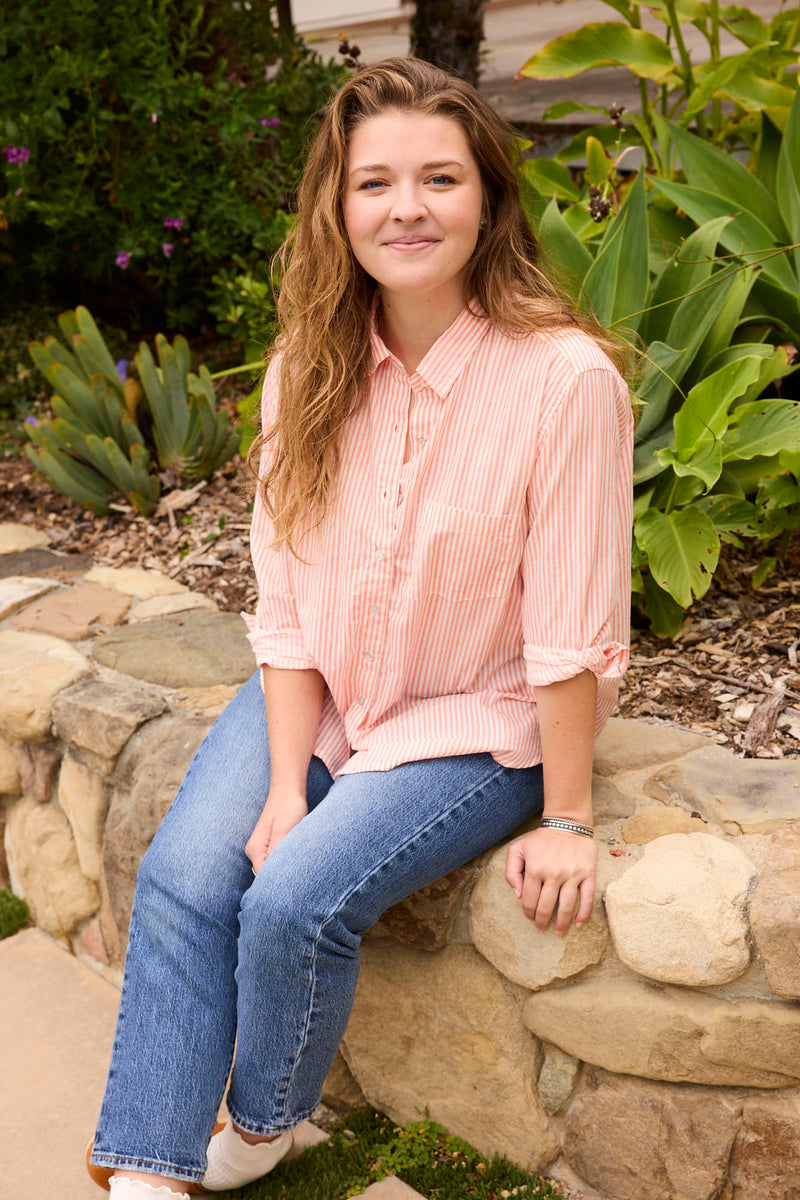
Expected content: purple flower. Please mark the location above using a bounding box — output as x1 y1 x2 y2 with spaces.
24 416 36 426
162 242 174 259
164 216 184 231
151 112 158 124
4 146 30 165
115 251 131 269
260 116 281 128
116 359 128 381
15 187 22 196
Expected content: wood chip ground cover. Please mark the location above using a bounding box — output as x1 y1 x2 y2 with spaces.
2 454 798 758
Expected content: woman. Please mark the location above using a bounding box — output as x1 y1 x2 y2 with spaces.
89 56 633 1198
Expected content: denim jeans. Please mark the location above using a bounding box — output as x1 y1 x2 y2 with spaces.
90 671 543 1184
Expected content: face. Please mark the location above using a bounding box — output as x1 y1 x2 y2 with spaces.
342 110 484 307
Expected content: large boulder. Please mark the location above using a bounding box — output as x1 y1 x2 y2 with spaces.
0 631 92 741
5 796 99 937
92 611 254 688
750 828 800 999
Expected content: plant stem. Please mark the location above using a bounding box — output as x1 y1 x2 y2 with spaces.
709 0 722 139
209 361 263 380
663 0 707 137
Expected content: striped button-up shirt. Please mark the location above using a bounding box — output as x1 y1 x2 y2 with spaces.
244 302 634 780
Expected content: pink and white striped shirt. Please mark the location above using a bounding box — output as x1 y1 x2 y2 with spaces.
244 301 634 780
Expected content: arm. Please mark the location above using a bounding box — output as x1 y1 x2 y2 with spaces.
246 665 326 873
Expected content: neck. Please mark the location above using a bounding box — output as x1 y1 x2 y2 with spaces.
378 286 466 374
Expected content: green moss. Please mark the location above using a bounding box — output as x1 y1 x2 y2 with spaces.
217 1108 565 1200
0 889 30 939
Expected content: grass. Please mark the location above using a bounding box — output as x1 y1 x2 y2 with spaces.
215 1108 566 1200
0 889 30 939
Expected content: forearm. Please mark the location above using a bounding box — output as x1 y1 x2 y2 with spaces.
261 664 326 795
534 669 597 824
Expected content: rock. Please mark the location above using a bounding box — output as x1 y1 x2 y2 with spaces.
0 576 60 621
52 677 166 765
592 773 635 822
12 584 131 640
523 975 800 1087
468 844 608 989
342 941 558 1171
322 1050 366 1111
369 861 482 951
356 1180 428 1199
92 611 255 688
538 1047 580 1114
103 713 214 947
561 1067 739 1200
17 742 62 804
285 1121 330 1159
729 1091 800 1199
622 805 710 843
83 565 189 600
173 684 240 717
644 744 800 833
0 631 93 741
128 592 218 621
0 735 22 795
58 754 108 881
0 548 92 580
4 795 100 937
750 829 800 999
605 833 755 986
593 718 709 777
77 916 110 967
0 523 51 552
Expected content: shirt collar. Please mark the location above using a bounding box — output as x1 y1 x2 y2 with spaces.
369 293 492 400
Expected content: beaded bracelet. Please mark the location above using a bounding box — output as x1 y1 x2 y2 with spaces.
539 816 594 839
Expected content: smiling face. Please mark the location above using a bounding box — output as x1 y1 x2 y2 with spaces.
342 110 485 310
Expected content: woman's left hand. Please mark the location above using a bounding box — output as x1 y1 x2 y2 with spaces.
505 828 597 934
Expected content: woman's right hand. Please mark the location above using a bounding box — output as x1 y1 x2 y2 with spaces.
246 786 309 875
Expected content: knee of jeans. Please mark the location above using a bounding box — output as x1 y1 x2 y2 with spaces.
239 873 360 957
134 831 242 935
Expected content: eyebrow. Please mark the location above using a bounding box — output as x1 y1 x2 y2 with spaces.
349 160 464 177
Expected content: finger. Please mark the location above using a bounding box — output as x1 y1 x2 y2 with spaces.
574 876 596 929
553 882 579 936
505 844 526 898
532 880 560 931
520 874 545 923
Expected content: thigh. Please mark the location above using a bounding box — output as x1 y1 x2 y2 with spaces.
140 671 334 905
245 753 543 932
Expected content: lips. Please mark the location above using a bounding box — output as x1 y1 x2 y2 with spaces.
384 236 439 250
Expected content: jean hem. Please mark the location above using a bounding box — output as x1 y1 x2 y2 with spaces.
225 1100 314 1138
88 1152 204 1183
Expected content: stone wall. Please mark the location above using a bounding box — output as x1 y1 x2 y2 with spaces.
2 522 799 1200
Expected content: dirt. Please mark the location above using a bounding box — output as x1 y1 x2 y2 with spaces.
2 452 798 758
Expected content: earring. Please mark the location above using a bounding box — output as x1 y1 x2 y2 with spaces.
479 218 486 229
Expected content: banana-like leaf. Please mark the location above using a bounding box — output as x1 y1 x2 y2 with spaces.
538 199 593 299
635 506 720 606
718 70 795 114
642 215 732 346
690 264 759 380
694 494 760 538
584 170 649 333
641 573 686 638
673 356 763 454
520 23 676 83
657 442 723 490
522 157 581 204
776 92 800 278
723 400 800 460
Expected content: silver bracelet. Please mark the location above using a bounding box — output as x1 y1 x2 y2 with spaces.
539 817 594 839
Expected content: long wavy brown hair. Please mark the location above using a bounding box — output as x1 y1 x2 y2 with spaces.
250 56 631 553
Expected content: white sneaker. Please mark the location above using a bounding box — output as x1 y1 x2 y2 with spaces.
201 1122 293 1191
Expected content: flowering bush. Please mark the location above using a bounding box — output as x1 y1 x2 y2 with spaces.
0 0 343 330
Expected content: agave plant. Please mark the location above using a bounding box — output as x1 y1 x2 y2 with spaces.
26 307 239 516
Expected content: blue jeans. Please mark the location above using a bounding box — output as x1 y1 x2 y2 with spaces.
90 671 543 1184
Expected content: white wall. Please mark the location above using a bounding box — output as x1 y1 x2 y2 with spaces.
293 0 407 33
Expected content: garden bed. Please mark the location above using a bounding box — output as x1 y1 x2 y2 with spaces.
1 453 798 758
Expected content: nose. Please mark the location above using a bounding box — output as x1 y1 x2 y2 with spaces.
389 181 427 224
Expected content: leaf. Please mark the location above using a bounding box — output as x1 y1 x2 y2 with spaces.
583 170 649 333
776 91 800 277
683 47 766 117
635 506 720 606
585 136 611 188
657 441 723 490
724 400 800 461
673 356 763 453
542 101 604 121
538 199 593 298
751 556 777 588
519 23 676 83
643 215 732 345
521 157 580 203
75 306 123 382
641 573 686 637
691 265 760 380
719 5 769 49
718 70 795 114
694 493 760 536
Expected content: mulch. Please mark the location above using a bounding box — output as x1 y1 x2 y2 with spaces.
2 452 798 758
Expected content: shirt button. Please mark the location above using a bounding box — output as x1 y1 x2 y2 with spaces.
363 651 373 662
374 548 384 560
369 604 380 615
418 437 427 446
356 695 365 705
397 493 404 505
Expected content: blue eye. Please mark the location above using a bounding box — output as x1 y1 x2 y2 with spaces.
359 179 386 190
429 175 455 185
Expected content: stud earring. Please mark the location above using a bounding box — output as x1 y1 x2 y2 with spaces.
479 218 486 229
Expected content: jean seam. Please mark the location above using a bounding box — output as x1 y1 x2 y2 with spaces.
88 1151 204 1181
273 759 510 1125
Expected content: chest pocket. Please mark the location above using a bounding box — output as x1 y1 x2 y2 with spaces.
413 500 521 602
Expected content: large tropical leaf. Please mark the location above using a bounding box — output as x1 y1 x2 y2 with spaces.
643 215 732 345
776 91 800 278
538 199 593 298
673 356 763 453
520 23 676 83
723 400 800 460
635 506 720 606
583 170 649 333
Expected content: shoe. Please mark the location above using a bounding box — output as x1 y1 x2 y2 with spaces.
86 1122 226 1192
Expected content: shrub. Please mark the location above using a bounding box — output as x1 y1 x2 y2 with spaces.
0 0 343 329
0 889 30 939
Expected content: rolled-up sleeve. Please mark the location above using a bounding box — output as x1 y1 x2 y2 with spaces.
522 366 634 687
241 358 318 671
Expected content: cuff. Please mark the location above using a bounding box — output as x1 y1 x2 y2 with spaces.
241 612 318 671
523 641 629 686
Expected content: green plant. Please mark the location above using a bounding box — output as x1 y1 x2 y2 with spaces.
522 94 800 634
0 889 30 939
0 0 344 329
25 306 239 515
519 0 800 164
